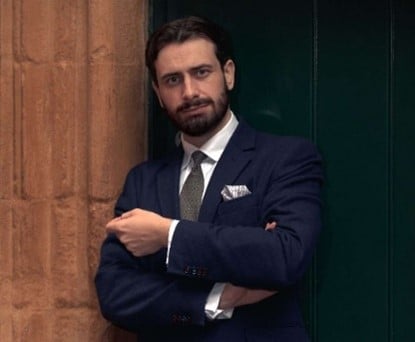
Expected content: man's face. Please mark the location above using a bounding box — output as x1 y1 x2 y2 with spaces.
152 38 235 138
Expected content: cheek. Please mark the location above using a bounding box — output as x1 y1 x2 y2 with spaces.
209 80 228 101
159 91 180 109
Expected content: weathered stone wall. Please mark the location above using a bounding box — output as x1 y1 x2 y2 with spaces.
0 1 147 340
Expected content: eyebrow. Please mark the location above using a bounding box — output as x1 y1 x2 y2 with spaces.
160 64 214 81
189 64 213 72
160 72 180 82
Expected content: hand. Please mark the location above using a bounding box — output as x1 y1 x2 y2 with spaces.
218 283 277 310
106 208 172 257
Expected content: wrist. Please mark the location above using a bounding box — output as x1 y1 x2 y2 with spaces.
159 218 172 247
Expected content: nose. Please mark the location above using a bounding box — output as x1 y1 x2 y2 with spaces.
182 75 198 99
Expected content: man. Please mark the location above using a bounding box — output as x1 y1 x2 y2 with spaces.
95 16 323 341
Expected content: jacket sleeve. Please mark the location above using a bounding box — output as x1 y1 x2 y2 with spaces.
166 139 323 290
95 167 212 332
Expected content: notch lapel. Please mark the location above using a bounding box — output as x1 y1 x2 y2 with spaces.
198 123 256 222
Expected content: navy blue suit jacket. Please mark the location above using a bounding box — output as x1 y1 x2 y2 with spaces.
95 121 323 341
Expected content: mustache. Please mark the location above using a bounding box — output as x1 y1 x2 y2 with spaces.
177 98 213 112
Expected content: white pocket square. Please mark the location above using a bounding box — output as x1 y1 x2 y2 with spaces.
221 185 252 202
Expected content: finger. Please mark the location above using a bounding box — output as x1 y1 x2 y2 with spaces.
265 222 276 230
106 226 117 234
106 221 122 234
121 211 134 219
106 215 124 227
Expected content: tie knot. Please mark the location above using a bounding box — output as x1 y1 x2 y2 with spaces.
191 151 206 167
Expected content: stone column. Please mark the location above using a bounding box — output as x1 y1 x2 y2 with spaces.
0 1 147 341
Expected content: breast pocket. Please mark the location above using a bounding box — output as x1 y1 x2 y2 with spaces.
216 194 260 226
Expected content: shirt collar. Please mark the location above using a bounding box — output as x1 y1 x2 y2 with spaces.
180 112 239 170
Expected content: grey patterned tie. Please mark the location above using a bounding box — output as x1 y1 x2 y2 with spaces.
180 151 207 220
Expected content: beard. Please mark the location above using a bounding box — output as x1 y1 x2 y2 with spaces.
165 89 229 137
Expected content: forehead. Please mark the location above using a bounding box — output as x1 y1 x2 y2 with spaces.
154 38 219 75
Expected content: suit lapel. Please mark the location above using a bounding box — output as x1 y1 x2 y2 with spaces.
156 149 183 219
198 122 256 222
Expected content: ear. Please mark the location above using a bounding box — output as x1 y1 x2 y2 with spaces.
152 81 164 108
223 59 235 91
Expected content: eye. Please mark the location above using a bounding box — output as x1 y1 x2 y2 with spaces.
164 75 181 86
195 68 210 78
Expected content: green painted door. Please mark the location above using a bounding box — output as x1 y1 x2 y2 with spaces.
148 1 415 340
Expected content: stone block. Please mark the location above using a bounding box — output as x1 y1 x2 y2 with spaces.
12 63 24 198
53 0 87 63
52 309 111 342
0 314 12 342
0 0 13 54
0 276 12 307
0 201 13 279
12 277 50 311
88 0 115 64
88 201 113 277
0 0 14 200
0 94 14 199
88 63 121 200
51 198 90 307
88 63 145 201
112 0 145 65
50 64 88 198
20 0 53 62
114 64 147 160
12 200 50 279
19 63 90 199
14 311 51 342
21 64 53 198
12 201 51 309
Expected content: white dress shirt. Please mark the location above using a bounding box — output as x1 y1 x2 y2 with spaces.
166 112 239 320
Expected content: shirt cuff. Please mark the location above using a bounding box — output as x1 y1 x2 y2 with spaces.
165 219 179 265
205 283 234 320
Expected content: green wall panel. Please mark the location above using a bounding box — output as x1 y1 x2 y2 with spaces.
316 0 389 340
392 1 415 340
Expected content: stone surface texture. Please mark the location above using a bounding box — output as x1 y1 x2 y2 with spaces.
0 1 147 340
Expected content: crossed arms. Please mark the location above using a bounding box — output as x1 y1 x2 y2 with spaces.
95 139 323 331
105 209 277 310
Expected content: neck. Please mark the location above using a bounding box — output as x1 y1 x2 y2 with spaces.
183 109 232 148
